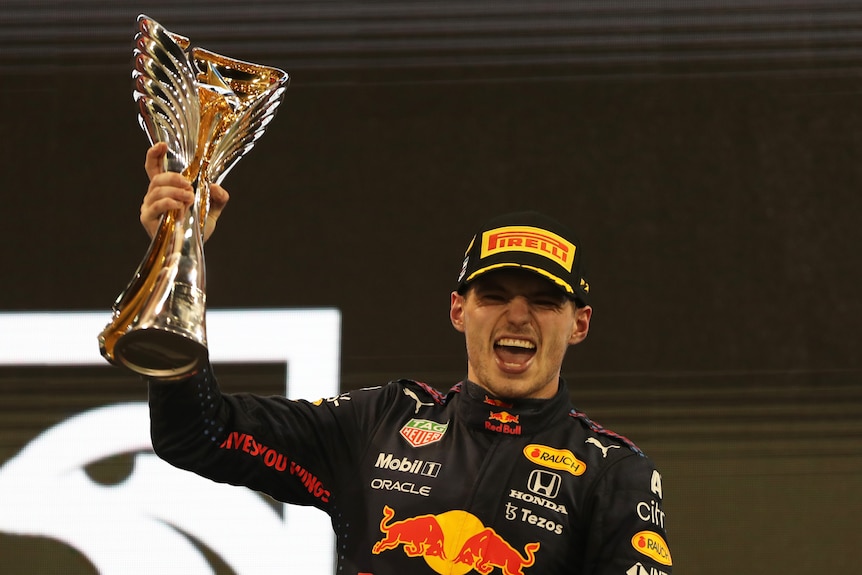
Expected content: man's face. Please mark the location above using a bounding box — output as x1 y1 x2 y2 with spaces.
450 269 592 400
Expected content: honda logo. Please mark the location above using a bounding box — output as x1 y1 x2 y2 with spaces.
527 469 561 498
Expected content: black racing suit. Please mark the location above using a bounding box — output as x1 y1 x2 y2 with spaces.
149 365 672 575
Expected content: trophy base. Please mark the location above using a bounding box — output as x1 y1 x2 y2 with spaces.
114 329 207 380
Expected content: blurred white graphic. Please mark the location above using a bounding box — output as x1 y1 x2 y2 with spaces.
0 309 340 575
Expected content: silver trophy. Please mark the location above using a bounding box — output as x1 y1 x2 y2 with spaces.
99 15 289 379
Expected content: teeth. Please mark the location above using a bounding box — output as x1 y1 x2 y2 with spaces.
496 338 535 349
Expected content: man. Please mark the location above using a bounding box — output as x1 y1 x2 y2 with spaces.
143 142 672 575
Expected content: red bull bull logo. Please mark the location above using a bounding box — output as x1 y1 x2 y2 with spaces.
489 411 519 424
455 528 540 575
372 505 447 559
486 411 522 435
484 396 513 408
372 506 541 575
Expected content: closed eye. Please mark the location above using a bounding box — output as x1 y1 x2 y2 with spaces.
532 298 565 309
472 287 508 303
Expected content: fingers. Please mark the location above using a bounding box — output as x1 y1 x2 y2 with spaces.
209 183 230 213
202 183 230 242
144 142 169 181
140 172 194 239
140 143 232 242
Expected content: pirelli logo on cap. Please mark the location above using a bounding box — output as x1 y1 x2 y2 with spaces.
481 226 575 272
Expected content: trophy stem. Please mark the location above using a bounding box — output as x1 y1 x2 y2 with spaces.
100 174 209 380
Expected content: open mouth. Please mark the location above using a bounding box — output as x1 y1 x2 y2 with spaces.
494 337 536 369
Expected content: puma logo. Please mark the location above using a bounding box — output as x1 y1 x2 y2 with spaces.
403 388 435 414
585 437 620 458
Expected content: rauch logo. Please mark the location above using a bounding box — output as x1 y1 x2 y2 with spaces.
631 531 672 566
523 444 586 476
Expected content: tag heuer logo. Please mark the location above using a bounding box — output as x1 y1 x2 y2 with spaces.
400 418 449 447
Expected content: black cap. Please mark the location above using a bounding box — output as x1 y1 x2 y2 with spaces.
456 211 590 306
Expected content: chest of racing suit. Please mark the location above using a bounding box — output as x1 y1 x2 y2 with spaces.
149 365 672 575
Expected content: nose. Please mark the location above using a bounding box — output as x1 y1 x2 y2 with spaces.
505 296 532 325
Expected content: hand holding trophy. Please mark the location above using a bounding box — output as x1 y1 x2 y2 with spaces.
99 15 289 380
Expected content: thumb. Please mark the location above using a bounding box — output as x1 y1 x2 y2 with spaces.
203 183 230 243
144 142 169 181
209 183 230 215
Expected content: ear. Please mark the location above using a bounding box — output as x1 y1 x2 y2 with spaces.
568 305 592 345
450 291 466 333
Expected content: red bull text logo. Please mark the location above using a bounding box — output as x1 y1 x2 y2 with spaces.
486 411 522 435
400 418 449 447
631 531 672 566
481 226 575 272
373 505 540 575
523 444 586 476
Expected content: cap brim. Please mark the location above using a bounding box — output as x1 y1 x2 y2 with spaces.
462 263 577 297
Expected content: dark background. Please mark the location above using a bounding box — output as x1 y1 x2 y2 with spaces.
2 1 861 573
